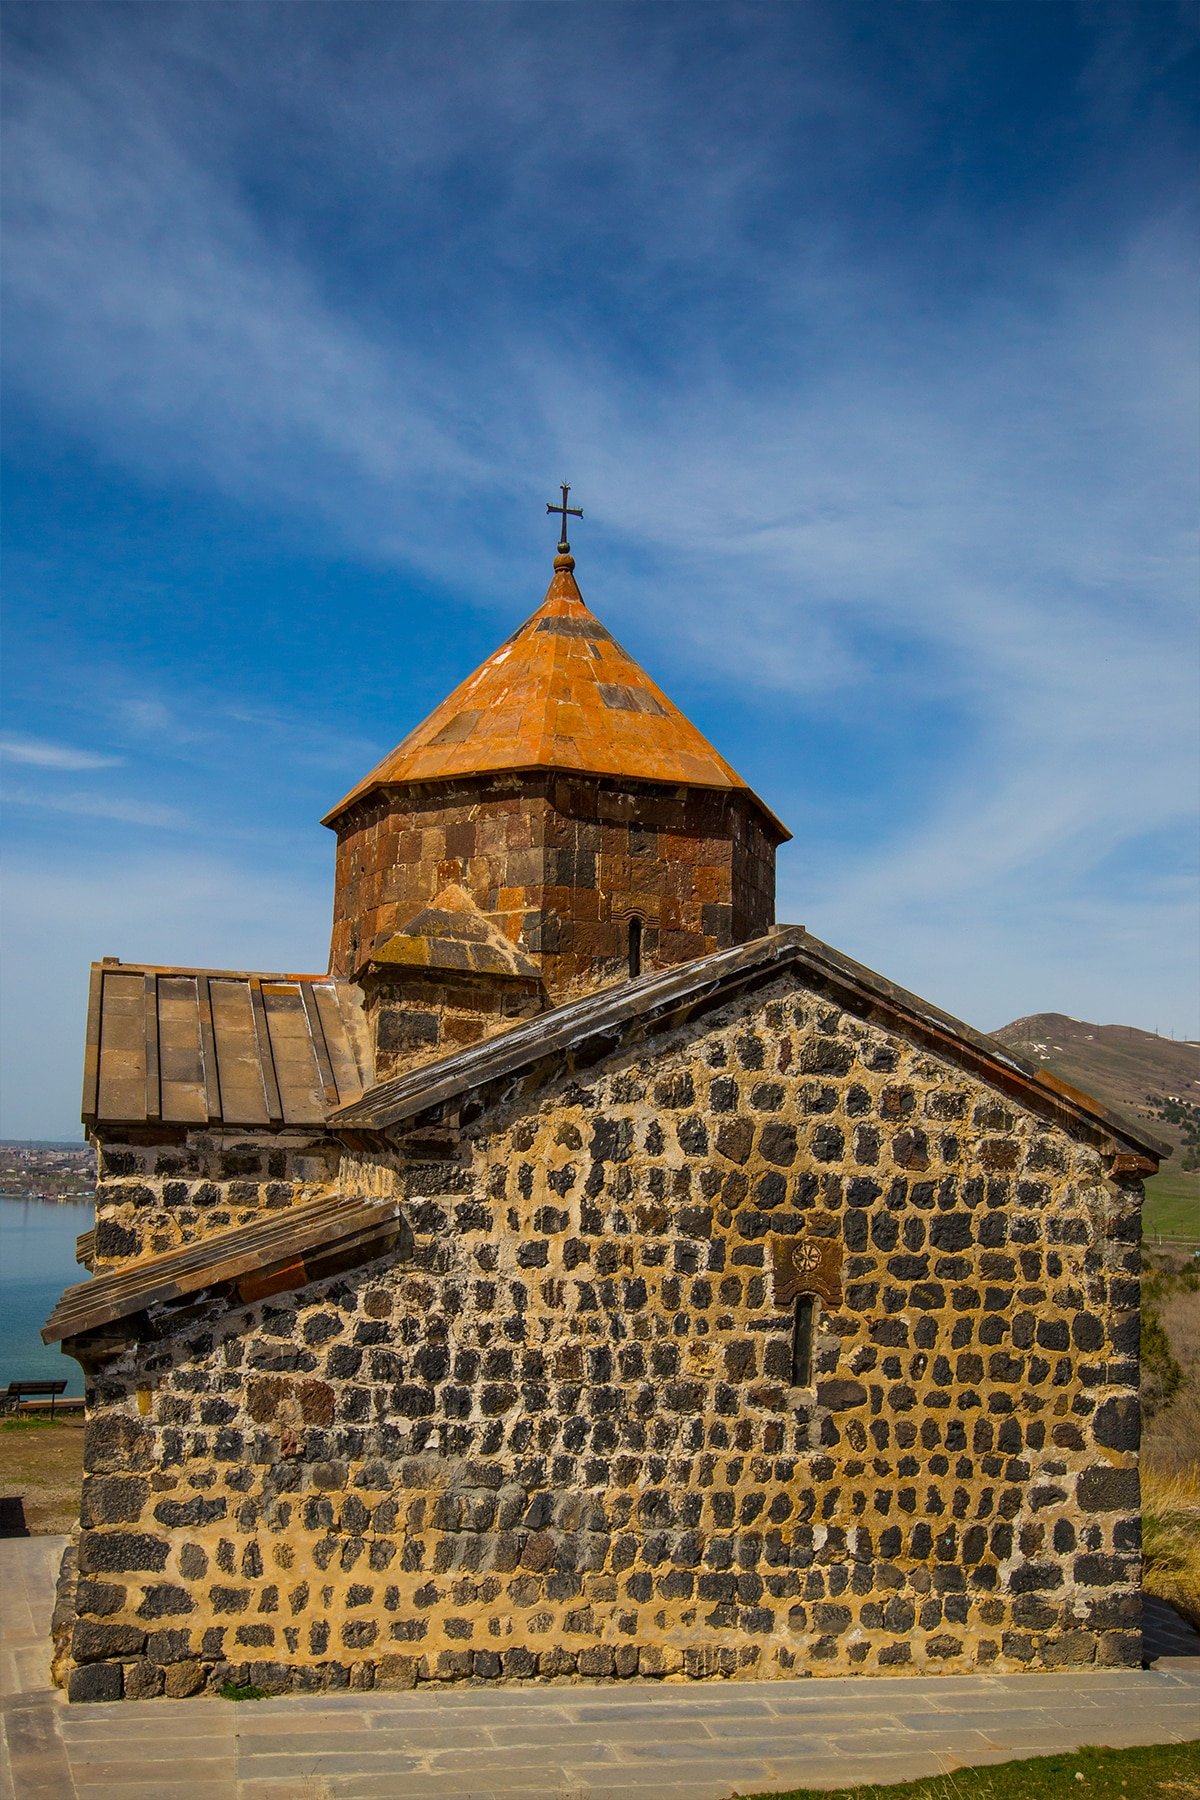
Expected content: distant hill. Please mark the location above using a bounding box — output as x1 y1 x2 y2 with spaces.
992 1013 1199 1164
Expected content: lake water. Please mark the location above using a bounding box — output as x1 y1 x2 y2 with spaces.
0 1196 93 1395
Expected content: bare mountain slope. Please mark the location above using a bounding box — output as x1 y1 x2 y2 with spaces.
993 1013 1199 1168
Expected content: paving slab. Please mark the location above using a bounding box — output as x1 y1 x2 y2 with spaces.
3 1534 1199 1800
568 1696 779 1722
73 1784 235 1799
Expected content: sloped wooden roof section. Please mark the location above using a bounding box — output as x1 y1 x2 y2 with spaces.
332 926 1168 1163
55 932 1166 1349
324 555 789 838
82 962 371 1131
43 1192 404 1345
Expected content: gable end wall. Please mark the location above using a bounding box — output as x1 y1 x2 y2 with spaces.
60 974 1142 1700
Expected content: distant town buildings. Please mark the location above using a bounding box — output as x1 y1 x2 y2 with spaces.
0 1144 94 1202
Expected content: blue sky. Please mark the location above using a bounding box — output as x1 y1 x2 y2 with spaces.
2 1 1197 1139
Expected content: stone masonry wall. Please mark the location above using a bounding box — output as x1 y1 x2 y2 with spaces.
89 1133 340 1270
366 971 543 1084
328 775 777 997
62 975 1141 1700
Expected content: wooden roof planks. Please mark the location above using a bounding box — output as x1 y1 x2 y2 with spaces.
330 925 1169 1164
83 962 371 1131
42 1192 404 1345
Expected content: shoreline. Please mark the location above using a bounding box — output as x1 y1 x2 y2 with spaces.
0 1194 93 1206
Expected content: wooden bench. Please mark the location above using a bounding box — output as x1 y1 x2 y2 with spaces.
1 1379 68 1418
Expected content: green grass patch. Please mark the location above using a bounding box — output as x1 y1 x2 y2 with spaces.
218 1680 269 1702
0 1415 59 1431
1144 1167 1200 1243
736 1740 1200 1799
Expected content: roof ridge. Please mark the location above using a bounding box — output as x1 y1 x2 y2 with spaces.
88 959 343 984
331 927 1167 1161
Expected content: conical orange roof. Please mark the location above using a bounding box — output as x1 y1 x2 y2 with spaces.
324 555 788 836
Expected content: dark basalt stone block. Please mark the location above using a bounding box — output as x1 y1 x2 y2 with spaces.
80 1476 149 1528
154 1497 226 1528
799 1039 854 1076
71 1619 147 1663
377 1010 439 1053
68 1660 125 1703
758 1123 797 1167
715 1119 753 1165
146 1627 196 1664
1074 1553 1130 1587
79 1532 169 1574
810 1126 845 1162
654 1072 694 1109
137 1584 195 1619
210 1586 251 1614
930 1214 972 1251
590 1118 633 1162
1092 1397 1140 1451
1076 1466 1139 1511
816 1379 867 1412
1009 1562 1064 1593
84 1415 153 1476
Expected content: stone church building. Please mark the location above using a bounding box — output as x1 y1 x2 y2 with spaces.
46 532 1163 1702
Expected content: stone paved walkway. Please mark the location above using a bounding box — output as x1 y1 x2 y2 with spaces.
3 1538 1197 1800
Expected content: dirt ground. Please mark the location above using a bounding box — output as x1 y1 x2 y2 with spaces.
0 1417 84 1534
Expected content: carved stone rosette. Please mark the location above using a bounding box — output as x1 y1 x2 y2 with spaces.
771 1236 844 1309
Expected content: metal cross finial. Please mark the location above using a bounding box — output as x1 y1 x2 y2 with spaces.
546 483 583 553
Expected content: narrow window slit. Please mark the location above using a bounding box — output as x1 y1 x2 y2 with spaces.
628 916 642 980
791 1293 816 1389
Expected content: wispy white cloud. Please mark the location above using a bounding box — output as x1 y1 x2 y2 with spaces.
2 787 188 829
109 684 379 775
795 864 1199 1042
0 735 122 772
116 698 177 740
220 704 379 772
1 24 485 556
0 1 1196 1100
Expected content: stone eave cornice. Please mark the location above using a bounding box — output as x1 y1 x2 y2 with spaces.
323 766 790 843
